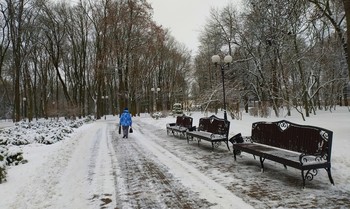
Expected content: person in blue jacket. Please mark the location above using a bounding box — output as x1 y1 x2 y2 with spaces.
119 107 132 138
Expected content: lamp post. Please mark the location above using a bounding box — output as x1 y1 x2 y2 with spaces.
151 87 160 112
23 97 27 121
102 95 108 120
211 54 233 120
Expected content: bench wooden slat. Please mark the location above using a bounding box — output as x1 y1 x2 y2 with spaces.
235 143 330 169
186 131 227 141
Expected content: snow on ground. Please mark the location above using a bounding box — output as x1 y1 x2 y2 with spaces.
0 107 349 209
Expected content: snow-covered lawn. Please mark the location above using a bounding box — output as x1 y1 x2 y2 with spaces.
0 107 349 208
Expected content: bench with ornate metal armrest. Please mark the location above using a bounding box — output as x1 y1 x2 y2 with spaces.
230 120 334 188
166 115 194 138
186 115 230 151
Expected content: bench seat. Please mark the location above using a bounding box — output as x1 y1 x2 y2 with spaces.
231 120 334 188
235 143 330 170
166 124 188 133
187 131 227 142
166 115 193 138
187 115 230 151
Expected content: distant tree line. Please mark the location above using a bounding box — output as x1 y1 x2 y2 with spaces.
0 0 191 122
194 0 349 120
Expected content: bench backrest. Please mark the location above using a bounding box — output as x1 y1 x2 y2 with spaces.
175 115 193 128
251 120 333 159
198 115 230 137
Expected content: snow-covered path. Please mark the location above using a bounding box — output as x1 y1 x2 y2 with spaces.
2 112 350 209
1 118 252 209
2 121 118 209
114 120 252 209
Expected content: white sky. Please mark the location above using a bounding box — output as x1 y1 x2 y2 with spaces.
148 0 242 55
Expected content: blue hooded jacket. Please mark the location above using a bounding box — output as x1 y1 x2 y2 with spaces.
120 108 132 126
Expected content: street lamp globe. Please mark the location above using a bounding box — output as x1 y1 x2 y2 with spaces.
211 55 220 64
224 55 233 64
151 87 160 92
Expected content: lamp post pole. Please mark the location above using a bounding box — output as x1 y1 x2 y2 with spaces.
105 95 108 120
101 96 105 119
211 54 232 121
220 65 227 120
151 87 160 112
23 97 27 121
102 95 108 120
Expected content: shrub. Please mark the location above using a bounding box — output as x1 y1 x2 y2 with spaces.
0 117 90 184
0 146 7 183
6 146 25 166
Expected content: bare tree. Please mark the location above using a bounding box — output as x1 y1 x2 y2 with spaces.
0 2 11 118
0 0 197 120
344 0 350 80
195 0 348 120
6 0 28 121
309 0 349 80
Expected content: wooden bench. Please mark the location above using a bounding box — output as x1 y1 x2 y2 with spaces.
166 115 194 138
230 120 334 188
186 115 230 151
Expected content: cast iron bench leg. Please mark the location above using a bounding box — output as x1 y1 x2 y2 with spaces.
260 157 265 172
301 170 306 188
225 141 230 151
181 132 185 139
326 167 335 185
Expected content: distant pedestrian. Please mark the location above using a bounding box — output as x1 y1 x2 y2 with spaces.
119 107 132 138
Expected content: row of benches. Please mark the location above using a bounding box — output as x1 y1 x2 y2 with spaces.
166 115 334 188
167 115 230 151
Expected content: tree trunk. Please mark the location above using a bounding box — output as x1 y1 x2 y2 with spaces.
8 0 25 122
343 0 350 80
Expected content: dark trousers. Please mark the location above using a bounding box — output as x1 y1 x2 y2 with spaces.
122 126 129 138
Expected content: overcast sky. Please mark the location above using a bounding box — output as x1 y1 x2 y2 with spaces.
147 0 242 55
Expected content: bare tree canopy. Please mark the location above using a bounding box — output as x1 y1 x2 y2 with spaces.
0 0 349 121
194 0 349 120
0 0 191 121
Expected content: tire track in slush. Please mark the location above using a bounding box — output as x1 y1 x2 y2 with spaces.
87 122 118 209
87 129 101 183
111 129 214 209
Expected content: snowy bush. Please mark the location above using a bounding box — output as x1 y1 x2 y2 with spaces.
0 145 26 183
6 146 25 166
0 117 92 184
0 132 7 145
0 161 5 183
0 119 88 146
0 146 7 183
